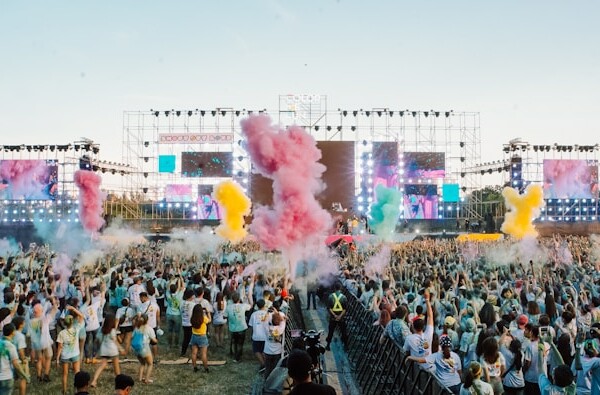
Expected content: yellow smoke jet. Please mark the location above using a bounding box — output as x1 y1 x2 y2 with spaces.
500 184 544 239
213 180 252 244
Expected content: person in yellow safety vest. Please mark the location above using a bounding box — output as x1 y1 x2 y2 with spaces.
325 282 348 351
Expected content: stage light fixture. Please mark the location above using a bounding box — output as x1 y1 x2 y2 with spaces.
211 110 217 116
314 126 319 131
235 111 240 116
221 110 226 116
342 110 347 117
444 111 450 117
188 110 193 116
389 111 393 117
164 111 170 117
434 111 440 117
424 111 429 117
412 111 417 117
200 110 206 116
377 111 382 117
154 111 159 117
175 110 181 117
399 111 404 117
460 142 465 148
353 111 358 117
326 126 332 131
337 126 342 132
365 111 370 117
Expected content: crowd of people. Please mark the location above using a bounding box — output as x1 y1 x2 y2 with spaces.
0 231 599 394
335 234 600 395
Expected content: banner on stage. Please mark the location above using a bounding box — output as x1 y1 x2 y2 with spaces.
158 133 234 144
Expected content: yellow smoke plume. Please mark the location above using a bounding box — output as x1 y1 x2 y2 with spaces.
213 180 252 244
500 184 544 239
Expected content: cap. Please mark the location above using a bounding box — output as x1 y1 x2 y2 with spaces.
440 336 453 348
74 371 91 389
465 318 477 332
517 314 529 326
444 316 456 327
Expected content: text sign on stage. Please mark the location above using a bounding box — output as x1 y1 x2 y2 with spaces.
158 133 234 144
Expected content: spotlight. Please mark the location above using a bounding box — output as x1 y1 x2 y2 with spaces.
188 110 193 116
424 111 429 117
154 111 159 117
412 111 417 117
342 110 347 117
211 110 217 116
365 111 370 117
399 111 404 117
351 126 356 131
221 110 226 116
235 110 240 116
326 126 332 131
337 126 342 131
353 111 358 117
164 111 170 117
176 110 181 116
200 110 206 116
314 126 319 131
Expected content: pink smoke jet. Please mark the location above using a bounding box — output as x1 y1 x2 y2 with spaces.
241 115 332 251
0 160 48 198
74 170 106 233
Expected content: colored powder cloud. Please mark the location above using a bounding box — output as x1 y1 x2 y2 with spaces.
213 180 252 244
369 184 403 241
241 114 332 251
501 184 544 239
74 170 106 233
0 160 48 199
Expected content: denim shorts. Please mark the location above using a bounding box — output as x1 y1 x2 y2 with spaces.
190 334 208 348
61 355 80 364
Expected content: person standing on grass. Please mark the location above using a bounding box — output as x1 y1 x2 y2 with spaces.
30 298 58 383
0 323 30 395
263 305 286 379
136 292 160 361
116 298 135 355
132 314 157 384
249 299 269 371
56 306 85 395
226 292 251 362
165 278 183 349
11 317 28 395
190 304 211 373
180 288 196 357
90 313 122 388
212 292 227 348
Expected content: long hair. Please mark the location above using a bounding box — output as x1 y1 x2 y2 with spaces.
478 303 496 328
482 337 499 364
191 304 204 330
102 313 116 335
509 339 523 370
215 292 225 311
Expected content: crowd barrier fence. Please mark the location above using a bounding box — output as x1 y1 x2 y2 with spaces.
342 286 453 395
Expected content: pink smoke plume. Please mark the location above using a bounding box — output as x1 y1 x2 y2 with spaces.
543 160 597 199
74 170 106 233
241 115 332 251
0 160 48 198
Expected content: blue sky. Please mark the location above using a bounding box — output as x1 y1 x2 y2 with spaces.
1 0 599 187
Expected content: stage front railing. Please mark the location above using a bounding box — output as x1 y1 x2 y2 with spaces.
342 286 453 395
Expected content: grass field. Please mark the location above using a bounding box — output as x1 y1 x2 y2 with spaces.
26 332 259 395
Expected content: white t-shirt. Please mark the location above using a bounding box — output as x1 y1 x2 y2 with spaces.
83 301 101 332
249 309 269 341
137 301 159 329
459 379 494 395
523 340 550 383
425 351 462 387
181 300 196 327
116 306 135 327
403 325 434 371
57 323 83 360
0 340 18 381
264 320 286 356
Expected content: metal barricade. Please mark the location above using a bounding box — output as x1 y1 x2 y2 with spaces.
341 286 453 395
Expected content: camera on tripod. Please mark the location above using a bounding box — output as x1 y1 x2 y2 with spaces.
299 329 325 384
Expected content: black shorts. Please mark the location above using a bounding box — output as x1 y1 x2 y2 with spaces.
119 326 133 333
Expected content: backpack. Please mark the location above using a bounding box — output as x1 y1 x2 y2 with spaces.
131 330 144 354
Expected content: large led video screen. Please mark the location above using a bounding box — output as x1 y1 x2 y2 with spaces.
403 184 439 219
181 152 232 177
197 185 223 220
543 159 599 199
250 141 355 214
403 152 445 179
0 160 58 200
165 184 193 202
372 142 398 189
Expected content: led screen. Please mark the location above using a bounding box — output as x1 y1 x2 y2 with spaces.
372 142 398 190
0 160 58 200
442 183 460 202
403 184 439 219
197 184 222 220
165 184 193 202
403 152 445 179
543 159 598 199
158 155 176 173
181 152 232 177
